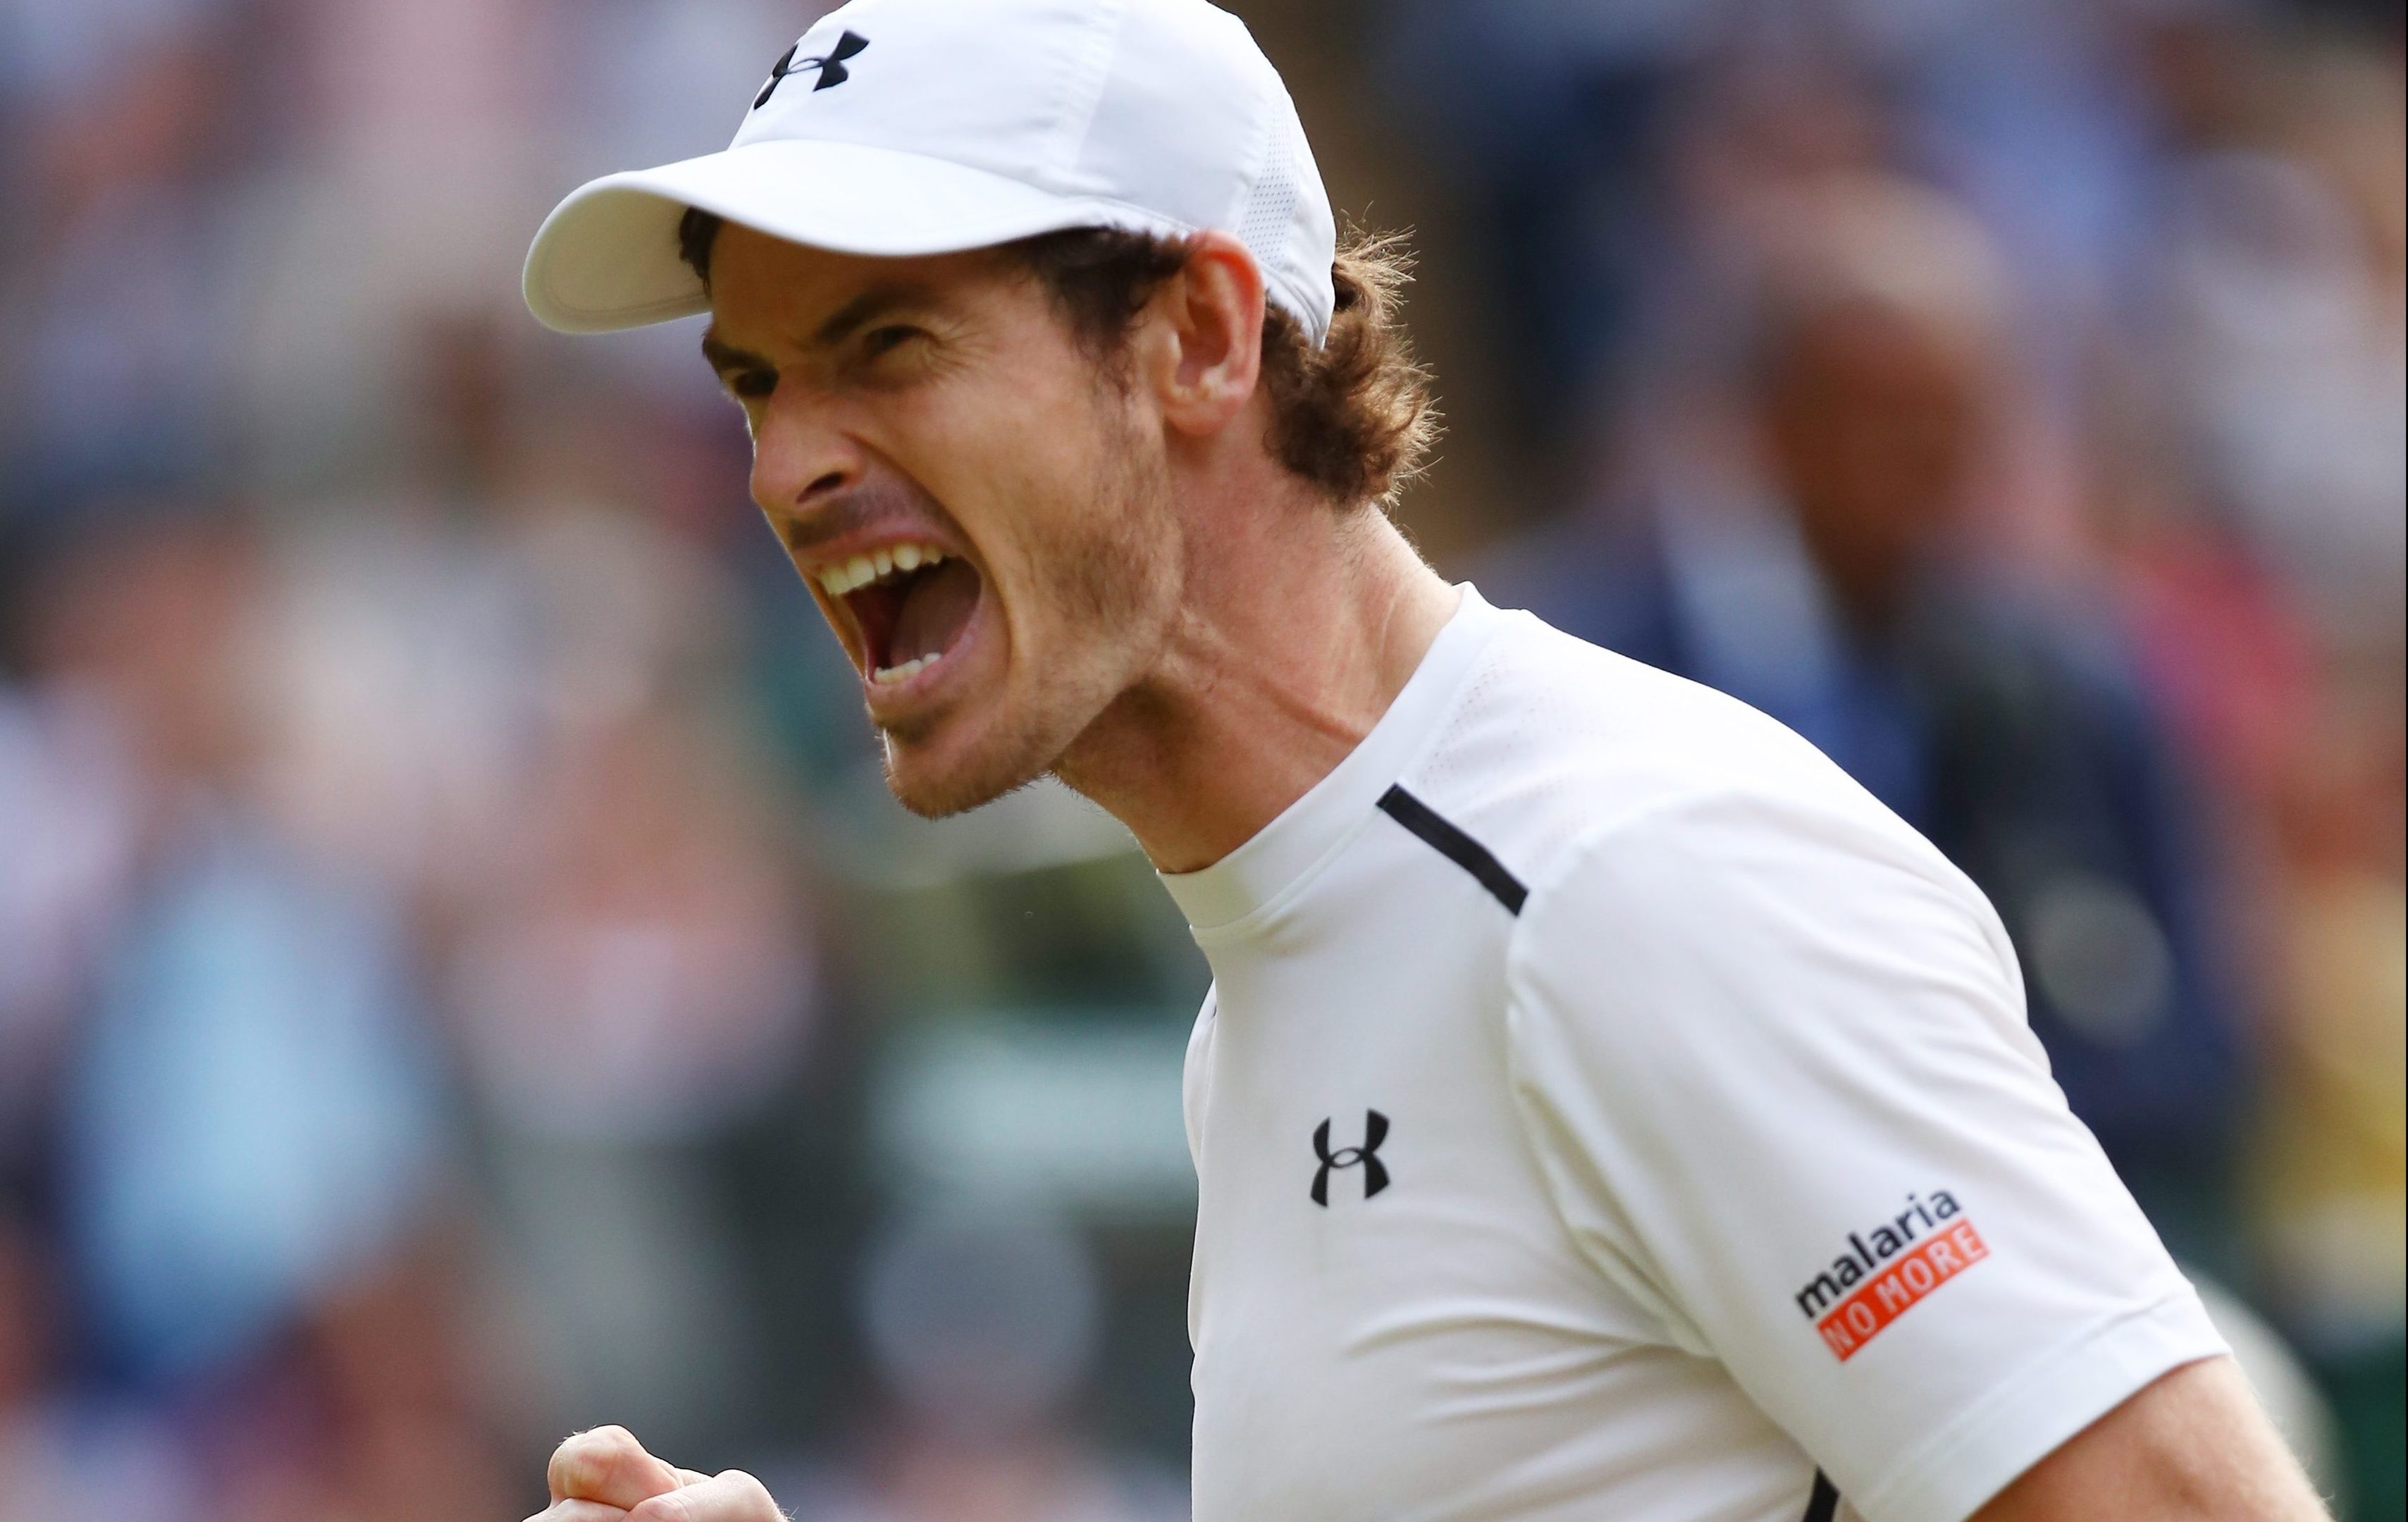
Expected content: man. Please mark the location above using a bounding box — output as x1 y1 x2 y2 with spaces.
519 2 2326 1519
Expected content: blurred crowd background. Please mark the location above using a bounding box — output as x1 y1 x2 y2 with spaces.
0 0 2399 1518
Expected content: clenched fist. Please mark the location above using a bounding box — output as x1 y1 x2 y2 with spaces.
526 1425 786 1522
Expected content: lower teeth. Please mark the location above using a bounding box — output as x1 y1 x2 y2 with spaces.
873 652 939 685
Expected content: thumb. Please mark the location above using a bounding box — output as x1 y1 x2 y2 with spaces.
548 1426 686 1508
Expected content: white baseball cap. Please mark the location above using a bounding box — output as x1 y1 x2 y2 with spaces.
523 0 1337 342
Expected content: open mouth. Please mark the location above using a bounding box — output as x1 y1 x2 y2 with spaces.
817 543 983 686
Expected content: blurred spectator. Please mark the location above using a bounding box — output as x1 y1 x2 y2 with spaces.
455 664 819 1459
11 514 445 1390
2247 654 2407 1519
0 1218 195 1522
2132 25 2405 655
0 508 495 1522
192 1238 514 1522
1489 177 2243 1263
0 0 241 514
246 313 825 1461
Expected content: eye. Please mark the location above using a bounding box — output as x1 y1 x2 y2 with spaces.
861 323 924 359
729 368 777 400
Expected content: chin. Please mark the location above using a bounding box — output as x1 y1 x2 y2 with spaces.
875 623 1157 819
878 719 1056 820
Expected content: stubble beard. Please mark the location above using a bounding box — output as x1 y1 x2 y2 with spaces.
879 419 1179 820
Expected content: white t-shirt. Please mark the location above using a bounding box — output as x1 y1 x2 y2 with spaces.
1163 586 2225 1522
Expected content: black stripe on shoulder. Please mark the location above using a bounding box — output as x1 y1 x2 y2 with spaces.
1801 1470 1841 1522
1376 785 1526 916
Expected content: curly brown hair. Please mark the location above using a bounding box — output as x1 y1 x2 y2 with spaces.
677 209 1438 509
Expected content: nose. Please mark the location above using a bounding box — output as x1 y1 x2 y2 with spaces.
749 385 863 517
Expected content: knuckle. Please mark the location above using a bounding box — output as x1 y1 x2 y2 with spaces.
717 1471 784 1518
551 1424 642 1492
627 1473 779 1522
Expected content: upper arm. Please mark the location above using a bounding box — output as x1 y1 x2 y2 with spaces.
1504 790 2231 1522
1975 1357 2328 1522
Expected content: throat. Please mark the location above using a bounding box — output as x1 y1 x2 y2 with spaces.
1058 542 1462 874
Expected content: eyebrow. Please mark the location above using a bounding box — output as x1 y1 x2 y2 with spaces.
811 281 942 348
700 329 770 376
700 280 946 376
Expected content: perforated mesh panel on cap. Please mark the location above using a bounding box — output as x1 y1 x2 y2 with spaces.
1239 126 1303 261
1234 109 1329 342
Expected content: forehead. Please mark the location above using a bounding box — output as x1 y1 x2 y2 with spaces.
703 222 1020 345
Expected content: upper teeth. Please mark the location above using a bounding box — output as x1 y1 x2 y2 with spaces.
820 544 947 596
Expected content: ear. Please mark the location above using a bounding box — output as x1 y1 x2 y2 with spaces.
1141 232 1266 438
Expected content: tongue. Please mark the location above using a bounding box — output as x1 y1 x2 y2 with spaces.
888 558 980 667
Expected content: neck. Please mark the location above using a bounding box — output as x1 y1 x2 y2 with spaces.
1054 492 1459 874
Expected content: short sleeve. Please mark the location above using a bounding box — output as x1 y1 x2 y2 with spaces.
1504 789 2226 1522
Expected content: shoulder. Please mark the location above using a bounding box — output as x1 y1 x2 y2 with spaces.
1508 779 2010 996
1424 611 2022 1034
1413 601 1963 914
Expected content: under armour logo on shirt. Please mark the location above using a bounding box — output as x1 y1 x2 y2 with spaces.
754 30 869 109
1311 1110 1391 1206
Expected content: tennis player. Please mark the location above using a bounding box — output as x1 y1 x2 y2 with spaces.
519 2 2328 1519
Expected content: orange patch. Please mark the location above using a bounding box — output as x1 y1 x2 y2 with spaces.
1816 1220 1989 1361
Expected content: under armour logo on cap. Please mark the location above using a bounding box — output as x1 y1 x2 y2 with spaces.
754 30 869 109
1311 1110 1390 1206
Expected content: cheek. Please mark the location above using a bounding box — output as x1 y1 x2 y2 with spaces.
915 378 1144 576
887 348 1080 497
914 304 1138 514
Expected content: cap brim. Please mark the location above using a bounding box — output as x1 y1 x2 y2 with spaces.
524 138 1193 334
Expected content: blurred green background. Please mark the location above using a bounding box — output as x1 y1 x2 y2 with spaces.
0 1 2398 1518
